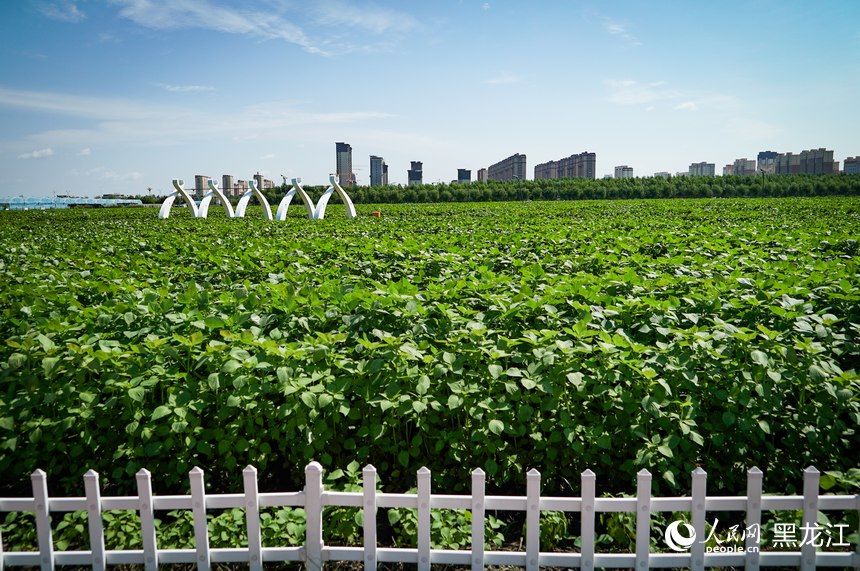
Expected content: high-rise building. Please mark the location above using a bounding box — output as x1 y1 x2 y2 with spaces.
757 151 778 175
236 179 248 195
776 152 800 175
654 172 671 179
688 162 716 177
798 148 836 174
408 161 423 186
488 153 527 181
477 168 488 182
614 165 633 178
370 155 388 187
222 175 234 197
194 175 208 198
457 169 471 184
730 158 757 176
336 142 355 187
535 152 595 180
844 157 860 174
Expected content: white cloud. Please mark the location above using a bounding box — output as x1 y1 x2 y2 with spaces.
482 3 490 10
72 166 143 181
604 80 681 105
675 101 698 111
39 1 86 23
0 87 390 148
313 1 417 34
485 72 522 86
158 83 216 93
78 147 92 156
261 153 275 160
603 19 640 46
108 0 325 54
18 148 54 159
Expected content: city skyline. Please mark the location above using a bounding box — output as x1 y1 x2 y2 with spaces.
1 1 859 197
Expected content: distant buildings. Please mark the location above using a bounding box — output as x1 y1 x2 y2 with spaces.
757 151 778 175
370 155 388 187
487 153 527 181
477 168 488 182
725 158 757 176
614 165 633 179
194 175 208 198
457 169 471 184
335 142 355 187
654 171 671 179
845 157 860 175
534 152 596 180
221 175 235 197
408 161 423 186
798 148 838 174
688 162 716 177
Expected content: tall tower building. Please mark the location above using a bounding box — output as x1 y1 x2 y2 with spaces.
457 169 471 184
222 174 234 197
614 165 633 179
370 155 387 187
488 153 527 181
408 161 423 186
335 142 355 187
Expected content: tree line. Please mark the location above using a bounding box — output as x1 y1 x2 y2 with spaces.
132 173 860 205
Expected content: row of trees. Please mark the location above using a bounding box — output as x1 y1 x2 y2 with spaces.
134 173 860 206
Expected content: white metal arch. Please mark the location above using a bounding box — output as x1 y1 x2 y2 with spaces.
235 179 273 220
158 179 199 219
275 177 315 220
197 179 235 219
314 174 357 220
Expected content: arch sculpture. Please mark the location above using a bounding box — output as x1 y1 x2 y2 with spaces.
158 179 199 219
314 174 357 220
235 179 273 220
275 178 315 220
197 179 235 218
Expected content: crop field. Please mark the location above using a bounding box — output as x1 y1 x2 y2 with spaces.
0 197 858 550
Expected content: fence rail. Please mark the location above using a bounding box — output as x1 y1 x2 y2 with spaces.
1 462 858 570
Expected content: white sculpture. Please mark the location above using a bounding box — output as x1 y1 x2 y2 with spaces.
197 179 235 218
275 178 315 220
158 174 358 221
158 179 199 219
314 174 357 220
235 179 273 220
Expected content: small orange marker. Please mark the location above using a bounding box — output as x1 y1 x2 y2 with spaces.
371 211 381 218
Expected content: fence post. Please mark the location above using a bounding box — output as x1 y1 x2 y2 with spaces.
305 462 324 571
471 468 485 571
635 469 652 571
83 470 106 571
580 470 596 571
362 465 377 571
243 466 263 571
745 467 763 571
189 467 210 571
31 470 53 571
417 467 431 571
526 468 540 571
136 469 158 571
690 468 707 571
801 466 820 571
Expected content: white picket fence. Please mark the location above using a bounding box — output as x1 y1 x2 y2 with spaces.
0 462 858 570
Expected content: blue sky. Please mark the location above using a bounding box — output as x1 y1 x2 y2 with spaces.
1 0 859 196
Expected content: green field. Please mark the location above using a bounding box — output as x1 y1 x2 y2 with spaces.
1 198 858 548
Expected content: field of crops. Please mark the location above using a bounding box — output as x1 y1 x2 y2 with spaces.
1 198 859 547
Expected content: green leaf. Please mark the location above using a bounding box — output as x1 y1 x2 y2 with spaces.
412 401 427 413
318 394 334 408
300 392 317 408
128 387 145 402
751 350 769 366
488 419 504 435
151 406 171 421
207 373 220 391
222 360 242 373
488 364 504 379
204 316 225 329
